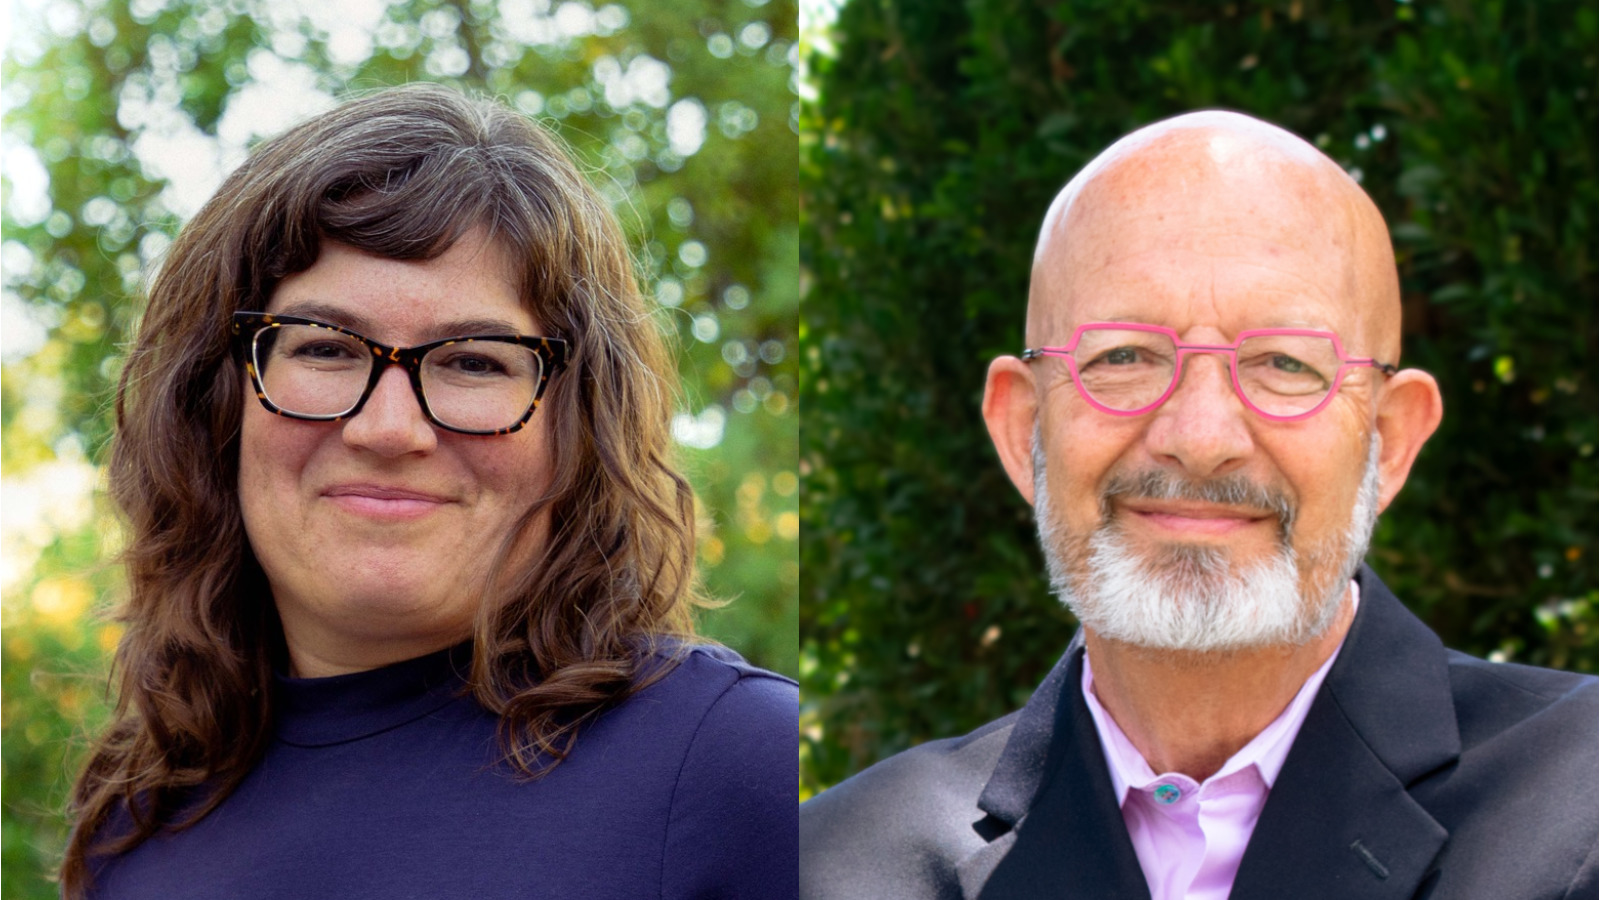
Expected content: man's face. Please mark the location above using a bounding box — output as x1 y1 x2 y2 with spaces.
1026 138 1389 652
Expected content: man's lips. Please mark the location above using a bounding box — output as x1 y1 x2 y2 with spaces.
1118 502 1273 536
322 484 454 519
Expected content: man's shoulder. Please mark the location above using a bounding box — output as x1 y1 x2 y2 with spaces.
1444 647 1597 696
805 711 1017 816
1395 651 1599 899
799 712 1019 900
1348 569 1597 755
1442 648 1597 754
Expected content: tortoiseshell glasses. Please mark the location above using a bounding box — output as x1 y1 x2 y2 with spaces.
231 312 569 435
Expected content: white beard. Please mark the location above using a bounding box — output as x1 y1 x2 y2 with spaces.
1032 428 1381 653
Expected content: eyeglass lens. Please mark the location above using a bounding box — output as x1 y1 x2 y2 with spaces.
252 325 544 432
1073 328 1342 416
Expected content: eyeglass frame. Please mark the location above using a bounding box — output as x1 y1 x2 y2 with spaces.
1021 322 1399 422
230 312 571 436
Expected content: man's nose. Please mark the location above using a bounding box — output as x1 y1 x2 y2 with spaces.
341 364 438 456
1142 351 1255 478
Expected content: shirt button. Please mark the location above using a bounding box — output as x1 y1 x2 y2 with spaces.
1153 783 1182 805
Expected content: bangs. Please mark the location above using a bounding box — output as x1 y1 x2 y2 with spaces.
314 149 553 304
248 110 583 310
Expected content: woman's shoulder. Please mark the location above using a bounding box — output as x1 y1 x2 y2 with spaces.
649 641 797 695
642 643 798 896
628 641 798 737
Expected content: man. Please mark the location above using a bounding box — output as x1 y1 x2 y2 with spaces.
799 111 1597 900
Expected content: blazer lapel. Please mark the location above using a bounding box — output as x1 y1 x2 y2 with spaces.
1231 567 1459 900
958 632 1151 900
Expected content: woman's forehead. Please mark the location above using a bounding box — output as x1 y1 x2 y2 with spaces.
265 237 540 342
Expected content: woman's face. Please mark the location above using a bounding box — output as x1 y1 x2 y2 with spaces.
238 232 554 677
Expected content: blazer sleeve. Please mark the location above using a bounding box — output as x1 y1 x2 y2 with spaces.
660 671 800 900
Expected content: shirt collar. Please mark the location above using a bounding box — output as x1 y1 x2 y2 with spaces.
274 642 471 747
1081 579 1361 805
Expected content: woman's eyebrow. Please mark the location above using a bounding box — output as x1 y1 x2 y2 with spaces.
271 301 372 333
428 318 530 338
270 301 529 341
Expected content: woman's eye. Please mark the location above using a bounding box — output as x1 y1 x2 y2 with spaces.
1101 347 1141 365
444 354 507 375
1271 355 1307 373
293 341 358 360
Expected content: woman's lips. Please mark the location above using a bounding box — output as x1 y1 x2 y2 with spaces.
322 485 452 520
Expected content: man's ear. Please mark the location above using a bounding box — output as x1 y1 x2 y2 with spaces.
983 355 1041 506
1373 368 1444 513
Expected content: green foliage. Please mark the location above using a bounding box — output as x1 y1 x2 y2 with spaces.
1 509 123 900
2 0 797 895
799 0 1596 797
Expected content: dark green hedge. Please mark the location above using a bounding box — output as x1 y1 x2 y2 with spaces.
799 0 1597 796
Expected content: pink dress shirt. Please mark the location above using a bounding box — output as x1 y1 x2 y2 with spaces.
1080 583 1358 900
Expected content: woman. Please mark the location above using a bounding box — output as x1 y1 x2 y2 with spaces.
62 83 797 899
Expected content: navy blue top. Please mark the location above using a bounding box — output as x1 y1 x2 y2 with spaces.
88 644 799 899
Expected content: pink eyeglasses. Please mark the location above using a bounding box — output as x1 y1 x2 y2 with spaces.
1022 323 1398 421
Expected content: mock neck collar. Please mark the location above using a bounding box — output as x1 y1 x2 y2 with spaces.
274 643 472 748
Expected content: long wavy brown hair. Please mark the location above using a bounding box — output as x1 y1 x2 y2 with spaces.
61 83 705 896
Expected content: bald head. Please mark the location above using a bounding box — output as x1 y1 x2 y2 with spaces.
1028 111 1401 360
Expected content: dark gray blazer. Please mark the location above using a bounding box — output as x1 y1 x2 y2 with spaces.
800 567 1598 900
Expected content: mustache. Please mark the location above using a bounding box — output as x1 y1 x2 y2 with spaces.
1099 469 1297 536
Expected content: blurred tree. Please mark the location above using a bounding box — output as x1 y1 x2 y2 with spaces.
1 0 797 895
799 0 1596 798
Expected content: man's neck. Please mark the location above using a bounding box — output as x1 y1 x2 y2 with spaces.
1083 592 1355 782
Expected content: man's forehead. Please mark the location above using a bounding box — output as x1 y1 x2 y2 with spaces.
1026 111 1400 355
1033 112 1348 266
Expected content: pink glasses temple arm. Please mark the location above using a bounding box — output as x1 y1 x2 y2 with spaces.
1353 359 1401 376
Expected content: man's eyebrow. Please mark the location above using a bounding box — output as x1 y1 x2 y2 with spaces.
1247 318 1335 331
1087 314 1337 330
270 301 530 342
1087 313 1163 326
